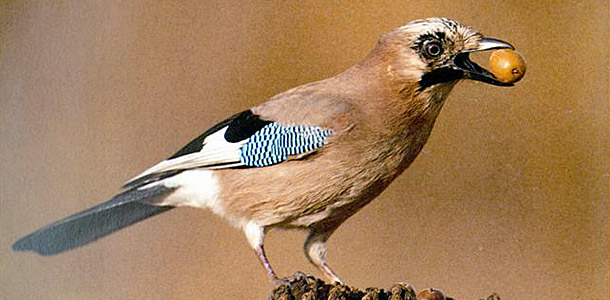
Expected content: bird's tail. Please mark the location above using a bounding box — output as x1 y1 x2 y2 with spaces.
12 185 176 256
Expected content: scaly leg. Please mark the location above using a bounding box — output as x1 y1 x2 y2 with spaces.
253 243 277 281
244 221 286 286
304 229 343 284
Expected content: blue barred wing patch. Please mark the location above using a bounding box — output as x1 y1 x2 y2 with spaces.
240 123 333 167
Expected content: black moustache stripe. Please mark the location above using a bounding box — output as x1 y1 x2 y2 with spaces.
418 67 464 90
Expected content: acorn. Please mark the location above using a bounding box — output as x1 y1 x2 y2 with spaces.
489 49 526 83
416 288 446 300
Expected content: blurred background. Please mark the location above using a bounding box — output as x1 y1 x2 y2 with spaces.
1 1 608 299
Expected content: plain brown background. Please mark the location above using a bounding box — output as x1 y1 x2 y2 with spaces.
1 1 608 299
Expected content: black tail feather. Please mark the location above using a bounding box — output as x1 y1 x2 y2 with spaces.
12 185 175 256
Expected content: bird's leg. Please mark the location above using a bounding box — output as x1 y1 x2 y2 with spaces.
244 222 286 286
304 229 343 284
253 244 278 280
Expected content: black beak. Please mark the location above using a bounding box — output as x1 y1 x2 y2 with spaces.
453 37 515 86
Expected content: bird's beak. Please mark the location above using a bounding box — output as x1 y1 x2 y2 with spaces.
453 37 515 86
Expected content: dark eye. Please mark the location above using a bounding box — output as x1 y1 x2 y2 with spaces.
423 41 444 58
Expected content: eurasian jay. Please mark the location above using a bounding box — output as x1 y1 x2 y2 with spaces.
13 17 516 285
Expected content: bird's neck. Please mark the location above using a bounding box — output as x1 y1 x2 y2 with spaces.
335 45 456 135
333 48 458 173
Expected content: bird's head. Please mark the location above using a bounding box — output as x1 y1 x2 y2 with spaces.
378 17 515 93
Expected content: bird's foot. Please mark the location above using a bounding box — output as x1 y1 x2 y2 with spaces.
271 271 309 288
271 277 291 288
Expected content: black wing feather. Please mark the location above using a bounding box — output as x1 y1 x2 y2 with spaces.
224 110 272 142
168 112 239 159
168 109 272 159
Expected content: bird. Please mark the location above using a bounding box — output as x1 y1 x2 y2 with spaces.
13 17 516 286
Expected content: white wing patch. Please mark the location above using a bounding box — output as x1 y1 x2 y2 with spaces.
125 127 245 186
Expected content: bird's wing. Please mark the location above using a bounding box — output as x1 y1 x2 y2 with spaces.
123 109 334 189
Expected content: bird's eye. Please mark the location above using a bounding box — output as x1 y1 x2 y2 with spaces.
423 41 444 58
